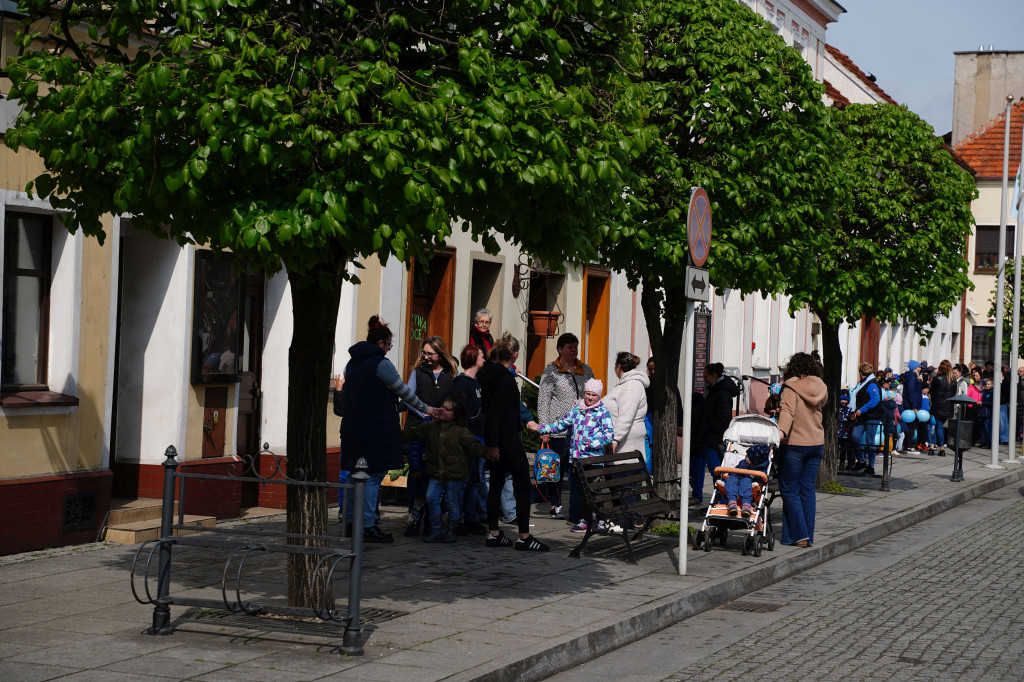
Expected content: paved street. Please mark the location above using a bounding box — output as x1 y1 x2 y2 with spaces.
552 481 1024 681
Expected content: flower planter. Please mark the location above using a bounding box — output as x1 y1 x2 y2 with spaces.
528 311 562 337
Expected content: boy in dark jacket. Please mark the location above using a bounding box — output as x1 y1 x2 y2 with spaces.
402 398 489 543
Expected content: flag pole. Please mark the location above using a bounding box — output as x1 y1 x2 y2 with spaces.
1008 102 1024 464
990 95 1013 469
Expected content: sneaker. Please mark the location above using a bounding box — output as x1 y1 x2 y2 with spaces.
741 503 753 519
937 448 946 457
571 519 588 533
515 535 550 552
864 466 876 477
727 501 739 517
486 532 514 548
608 523 623 534
596 521 608 535
363 526 394 544
550 506 565 520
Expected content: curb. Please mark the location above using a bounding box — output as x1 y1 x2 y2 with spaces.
456 464 1024 682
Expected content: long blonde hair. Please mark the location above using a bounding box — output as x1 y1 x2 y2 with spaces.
422 336 458 379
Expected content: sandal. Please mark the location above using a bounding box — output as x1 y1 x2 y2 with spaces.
514 535 550 552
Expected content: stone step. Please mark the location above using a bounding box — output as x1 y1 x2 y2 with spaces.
107 498 178 526
103 515 216 544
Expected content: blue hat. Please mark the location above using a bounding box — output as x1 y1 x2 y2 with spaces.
908 360 920 371
746 444 772 467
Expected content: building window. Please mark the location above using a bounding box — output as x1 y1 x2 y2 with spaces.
2 212 52 389
974 225 1015 273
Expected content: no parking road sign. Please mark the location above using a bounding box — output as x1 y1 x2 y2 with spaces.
687 187 712 267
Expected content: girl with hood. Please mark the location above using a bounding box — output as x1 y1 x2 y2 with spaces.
777 352 828 548
603 352 650 456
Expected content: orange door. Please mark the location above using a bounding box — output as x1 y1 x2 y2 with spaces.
404 251 456 379
582 268 611 388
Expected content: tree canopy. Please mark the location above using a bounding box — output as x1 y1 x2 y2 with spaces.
797 103 977 482
600 0 837 491
5 0 644 283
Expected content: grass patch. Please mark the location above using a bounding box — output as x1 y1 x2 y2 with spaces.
650 523 698 538
819 480 864 496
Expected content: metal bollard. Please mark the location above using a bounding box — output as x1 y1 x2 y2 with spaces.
149 445 179 635
343 457 369 655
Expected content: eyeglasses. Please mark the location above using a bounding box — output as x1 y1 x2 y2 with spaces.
476 319 491 326
421 351 437 358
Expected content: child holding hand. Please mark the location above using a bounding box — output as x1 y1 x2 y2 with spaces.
528 378 614 532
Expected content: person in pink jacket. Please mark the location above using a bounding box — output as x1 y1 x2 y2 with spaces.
777 352 828 548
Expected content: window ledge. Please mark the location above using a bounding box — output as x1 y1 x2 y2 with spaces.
0 391 79 409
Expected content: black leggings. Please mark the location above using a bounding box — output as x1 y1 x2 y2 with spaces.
487 461 532 536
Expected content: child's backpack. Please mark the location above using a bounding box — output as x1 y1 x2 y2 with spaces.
534 438 561 483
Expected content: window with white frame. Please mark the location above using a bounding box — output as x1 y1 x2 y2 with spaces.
2 212 51 388
0 206 79 404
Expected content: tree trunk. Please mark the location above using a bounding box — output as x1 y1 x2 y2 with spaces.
816 315 842 487
286 262 346 608
641 282 686 501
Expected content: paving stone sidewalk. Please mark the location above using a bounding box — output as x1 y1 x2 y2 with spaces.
1 446 1022 682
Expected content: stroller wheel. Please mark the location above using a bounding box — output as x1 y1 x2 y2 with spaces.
753 536 763 557
742 536 753 555
692 530 704 550
703 530 713 552
767 531 776 552
718 528 728 546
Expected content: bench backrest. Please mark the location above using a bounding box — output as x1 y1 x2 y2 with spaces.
573 451 655 507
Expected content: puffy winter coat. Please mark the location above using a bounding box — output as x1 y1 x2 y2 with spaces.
603 367 650 455
401 419 488 481
538 401 615 459
693 376 741 449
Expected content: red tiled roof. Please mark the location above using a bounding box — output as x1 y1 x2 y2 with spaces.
944 144 976 176
952 98 1024 181
823 79 851 108
825 44 899 106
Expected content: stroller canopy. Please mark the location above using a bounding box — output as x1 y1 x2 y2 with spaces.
722 414 781 448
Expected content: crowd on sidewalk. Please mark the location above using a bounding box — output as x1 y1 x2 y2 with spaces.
331 311 655 551
836 359 1024 476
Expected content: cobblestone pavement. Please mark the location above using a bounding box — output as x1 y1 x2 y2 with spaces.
553 485 1024 682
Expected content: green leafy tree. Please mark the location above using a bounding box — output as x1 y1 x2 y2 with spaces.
604 0 836 496
5 0 642 604
793 103 978 483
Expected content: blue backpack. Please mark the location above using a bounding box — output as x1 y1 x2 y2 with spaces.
534 443 561 483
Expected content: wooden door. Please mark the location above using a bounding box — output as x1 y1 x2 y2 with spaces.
237 273 265 507
860 316 880 370
582 268 611 388
404 251 456 379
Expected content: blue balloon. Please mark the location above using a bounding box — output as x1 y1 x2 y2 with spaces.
916 409 930 422
901 409 917 423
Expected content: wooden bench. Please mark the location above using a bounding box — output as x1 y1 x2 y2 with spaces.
568 450 675 564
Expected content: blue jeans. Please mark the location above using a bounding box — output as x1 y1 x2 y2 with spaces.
935 419 945 449
482 464 516 520
779 444 823 545
851 421 883 466
723 473 753 506
1000 404 1009 443
690 445 722 503
343 470 382 529
462 458 488 522
427 479 465 523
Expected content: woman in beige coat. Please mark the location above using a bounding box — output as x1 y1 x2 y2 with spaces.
777 352 827 547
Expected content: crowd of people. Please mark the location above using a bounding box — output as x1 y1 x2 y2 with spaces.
837 358 1024 472
333 310 1016 555
333 311 657 550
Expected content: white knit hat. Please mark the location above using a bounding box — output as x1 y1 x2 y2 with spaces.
584 378 603 395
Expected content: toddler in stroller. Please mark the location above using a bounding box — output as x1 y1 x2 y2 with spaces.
719 444 771 518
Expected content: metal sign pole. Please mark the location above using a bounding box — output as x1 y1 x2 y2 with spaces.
678 299 696 575
989 95 1014 470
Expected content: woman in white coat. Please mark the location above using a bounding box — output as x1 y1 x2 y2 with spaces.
604 352 650 455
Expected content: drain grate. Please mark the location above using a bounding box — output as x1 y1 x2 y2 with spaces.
717 600 786 613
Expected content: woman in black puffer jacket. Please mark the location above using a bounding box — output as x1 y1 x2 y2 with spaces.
929 360 956 456
690 363 739 505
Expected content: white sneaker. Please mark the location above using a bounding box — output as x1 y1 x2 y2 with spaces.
608 523 623 534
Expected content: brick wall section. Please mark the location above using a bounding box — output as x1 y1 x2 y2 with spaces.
0 470 113 555
257 447 343 509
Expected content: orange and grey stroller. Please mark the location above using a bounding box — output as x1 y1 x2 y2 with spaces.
692 414 779 557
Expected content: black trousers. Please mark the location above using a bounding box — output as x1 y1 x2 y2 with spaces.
487 458 531 536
